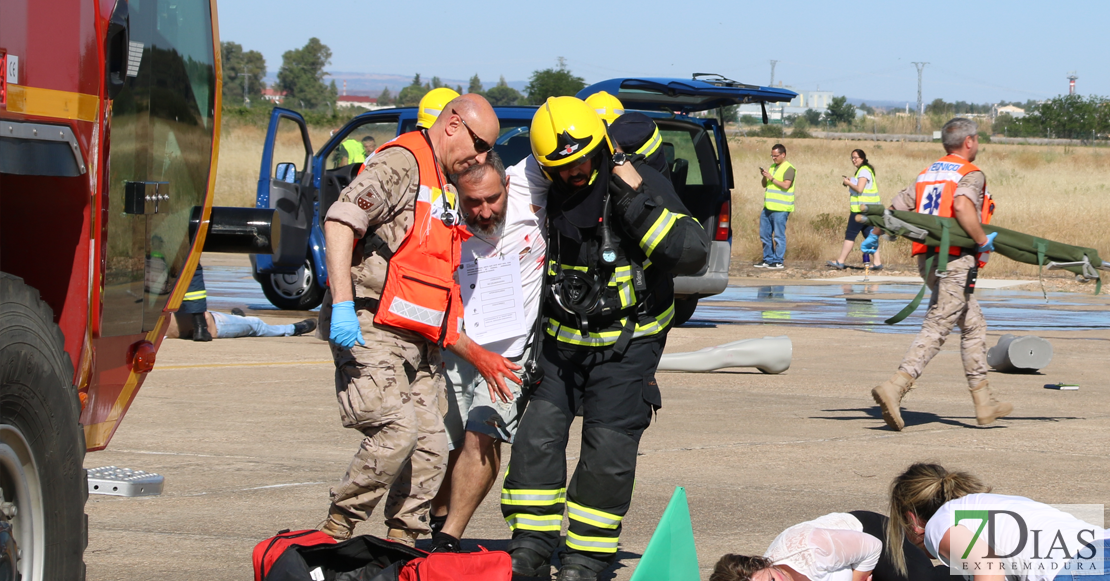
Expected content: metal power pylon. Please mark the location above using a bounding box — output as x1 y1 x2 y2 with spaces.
912 62 928 134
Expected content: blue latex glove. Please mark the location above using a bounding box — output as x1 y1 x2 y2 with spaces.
978 231 997 253
861 232 880 254
329 301 365 348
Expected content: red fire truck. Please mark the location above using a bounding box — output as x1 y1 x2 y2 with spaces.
1 1 274 578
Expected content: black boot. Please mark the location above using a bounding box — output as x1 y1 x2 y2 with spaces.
555 564 598 581
510 547 552 579
192 313 212 342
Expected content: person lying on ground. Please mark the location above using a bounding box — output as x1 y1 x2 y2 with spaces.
711 510 949 581
167 308 315 339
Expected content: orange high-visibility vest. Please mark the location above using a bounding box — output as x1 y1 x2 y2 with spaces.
372 130 471 347
911 154 995 258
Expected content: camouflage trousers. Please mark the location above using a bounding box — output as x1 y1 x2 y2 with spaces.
328 309 448 535
898 254 988 389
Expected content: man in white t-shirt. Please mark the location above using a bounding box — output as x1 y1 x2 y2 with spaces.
428 151 548 552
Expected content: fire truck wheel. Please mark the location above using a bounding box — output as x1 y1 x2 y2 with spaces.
260 254 326 311
0 273 87 581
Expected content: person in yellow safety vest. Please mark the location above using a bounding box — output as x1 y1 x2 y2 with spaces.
338 137 367 167
583 90 624 125
756 143 795 269
829 148 883 269
418 87 462 129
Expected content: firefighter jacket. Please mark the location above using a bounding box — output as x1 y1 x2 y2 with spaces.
545 157 709 351
911 154 994 258
369 131 471 347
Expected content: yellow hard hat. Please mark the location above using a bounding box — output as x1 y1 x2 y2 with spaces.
584 91 625 125
530 96 612 171
417 87 461 129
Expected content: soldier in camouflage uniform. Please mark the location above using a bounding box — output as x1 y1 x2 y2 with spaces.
318 94 520 544
870 118 1012 431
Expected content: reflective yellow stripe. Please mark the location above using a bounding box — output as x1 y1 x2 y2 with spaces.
183 290 207 301
608 267 635 308
566 531 619 553
640 210 682 256
501 488 567 506
567 502 622 530
505 513 563 531
5 84 99 123
635 126 662 157
545 302 674 346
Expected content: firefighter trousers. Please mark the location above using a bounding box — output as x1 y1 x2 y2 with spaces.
501 333 665 568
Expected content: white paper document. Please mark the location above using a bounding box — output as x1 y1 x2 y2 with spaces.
459 254 527 345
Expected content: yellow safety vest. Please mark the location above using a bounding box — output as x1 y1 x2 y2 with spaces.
764 161 796 212
340 139 366 165
850 165 880 212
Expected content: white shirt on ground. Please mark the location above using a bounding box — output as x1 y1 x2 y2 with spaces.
456 156 549 358
925 493 1107 581
764 512 882 581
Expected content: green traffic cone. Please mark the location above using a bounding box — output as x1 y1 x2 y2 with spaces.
629 486 700 581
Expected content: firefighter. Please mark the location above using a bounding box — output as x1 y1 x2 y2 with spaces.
318 93 520 544
500 97 709 581
583 90 624 125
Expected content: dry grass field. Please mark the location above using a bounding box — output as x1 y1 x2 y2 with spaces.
728 137 1110 277
212 117 1109 279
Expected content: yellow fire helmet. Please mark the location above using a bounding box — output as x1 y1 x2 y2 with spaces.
584 90 625 125
530 96 612 172
416 87 461 129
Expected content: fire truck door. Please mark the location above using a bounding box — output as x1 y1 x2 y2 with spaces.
100 0 218 336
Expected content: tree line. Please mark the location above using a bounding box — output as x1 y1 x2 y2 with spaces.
221 38 589 114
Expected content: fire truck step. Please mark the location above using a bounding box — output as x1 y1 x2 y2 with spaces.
87 466 165 497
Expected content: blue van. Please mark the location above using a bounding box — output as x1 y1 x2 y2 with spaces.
250 75 795 324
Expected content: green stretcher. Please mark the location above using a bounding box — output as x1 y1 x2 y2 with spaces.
856 204 1109 323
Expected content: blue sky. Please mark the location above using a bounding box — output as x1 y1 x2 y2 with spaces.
217 0 1108 105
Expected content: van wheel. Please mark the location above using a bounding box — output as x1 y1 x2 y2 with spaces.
0 273 87 581
673 297 699 327
260 255 326 311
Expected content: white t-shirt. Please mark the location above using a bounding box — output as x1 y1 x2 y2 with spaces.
850 167 874 197
456 157 549 357
925 493 1106 581
764 512 882 581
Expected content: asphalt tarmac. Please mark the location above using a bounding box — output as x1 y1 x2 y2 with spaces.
84 256 1110 580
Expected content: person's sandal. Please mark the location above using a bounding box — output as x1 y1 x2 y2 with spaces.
826 261 847 270
870 264 884 272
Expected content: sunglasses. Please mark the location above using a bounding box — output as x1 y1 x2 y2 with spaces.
452 109 492 154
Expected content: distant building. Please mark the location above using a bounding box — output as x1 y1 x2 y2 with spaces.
992 104 1025 119
737 84 835 120
337 95 379 109
261 88 286 104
